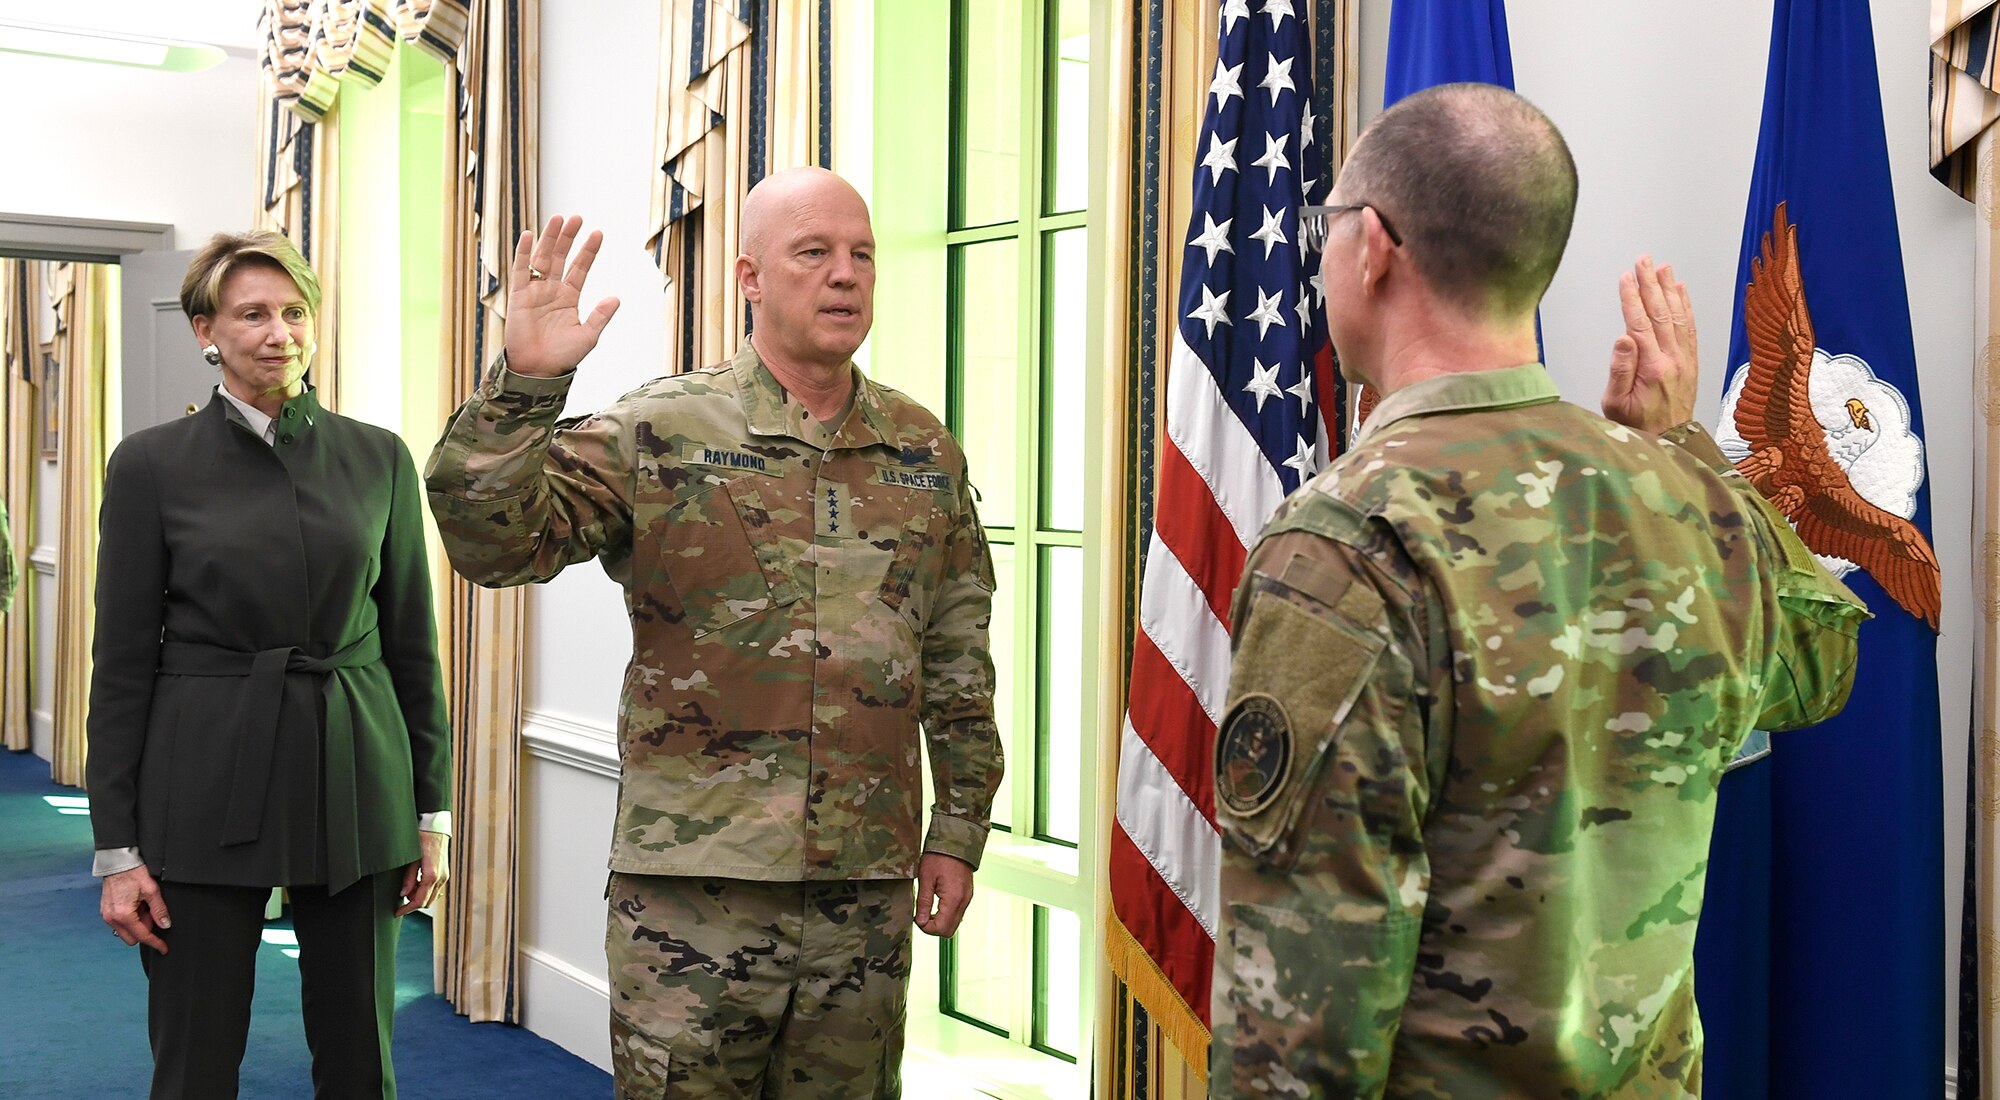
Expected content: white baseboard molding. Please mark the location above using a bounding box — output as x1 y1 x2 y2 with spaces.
519 944 613 1072
28 546 54 574
521 709 620 779
29 709 52 761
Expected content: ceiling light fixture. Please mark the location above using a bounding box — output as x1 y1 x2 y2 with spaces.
0 20 226 71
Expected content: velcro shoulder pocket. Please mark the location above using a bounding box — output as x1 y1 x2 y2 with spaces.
1215 581 1385 866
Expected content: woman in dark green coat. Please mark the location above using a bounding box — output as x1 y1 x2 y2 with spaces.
85 231 452 1100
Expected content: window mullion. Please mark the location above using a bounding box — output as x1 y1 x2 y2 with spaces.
945 222 1024 247
1011 0 1046 879
1011 0 1050 1051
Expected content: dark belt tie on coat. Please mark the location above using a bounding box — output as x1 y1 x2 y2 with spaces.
157 631 381 889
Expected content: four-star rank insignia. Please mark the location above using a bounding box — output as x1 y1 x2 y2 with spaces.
1216 693 1293 816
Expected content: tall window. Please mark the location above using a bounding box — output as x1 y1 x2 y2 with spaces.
916 0 1096 1084
856 0 1096 1089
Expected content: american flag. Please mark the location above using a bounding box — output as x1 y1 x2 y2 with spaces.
1107 0 1335 1056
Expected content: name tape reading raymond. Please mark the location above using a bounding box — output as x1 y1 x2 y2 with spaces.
676 445 952 494
679 444 779 473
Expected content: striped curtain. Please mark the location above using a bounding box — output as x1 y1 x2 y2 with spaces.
419 0 535 1026
0 261 39 754
256 0 404 412
1936 5 2000 1095
1101 1 1359 1095
252 0 531 1022
648 0 832 374
47 263 113 788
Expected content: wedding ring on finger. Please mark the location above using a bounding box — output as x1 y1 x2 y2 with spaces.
528 267 546 280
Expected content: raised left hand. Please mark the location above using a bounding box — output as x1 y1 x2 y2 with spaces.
914 852 975 938
396 830 450 917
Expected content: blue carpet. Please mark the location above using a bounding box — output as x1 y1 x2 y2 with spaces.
0 748 610 1098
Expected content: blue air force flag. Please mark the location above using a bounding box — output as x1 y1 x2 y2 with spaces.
1692 2 1944 1098
1383 0 1515 106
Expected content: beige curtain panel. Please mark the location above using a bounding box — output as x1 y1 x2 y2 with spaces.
1109 1 1231 1087
0 261 40 754
424 0 532 1027
1934 2 2000 1092
648 0 832 374
47 262 112 790
257 0 345 410
1093 2 1140 1093
253 0 526 1023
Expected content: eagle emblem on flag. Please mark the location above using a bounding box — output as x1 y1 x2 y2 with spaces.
1717 201 1941 629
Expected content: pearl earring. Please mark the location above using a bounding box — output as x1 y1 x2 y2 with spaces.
202 344 221 366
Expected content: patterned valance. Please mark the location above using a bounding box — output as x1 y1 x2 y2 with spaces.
261 0 470 123
1932 0 2000 198
647 0 832 374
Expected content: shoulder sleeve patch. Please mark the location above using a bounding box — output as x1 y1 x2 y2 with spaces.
1217 694 1295 815
1216 587 1386 860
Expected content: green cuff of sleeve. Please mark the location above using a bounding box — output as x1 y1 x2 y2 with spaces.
923 814 991 871
481 352 577 400
1660 421 1733 473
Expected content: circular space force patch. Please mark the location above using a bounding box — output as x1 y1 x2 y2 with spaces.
1216 693 1293 816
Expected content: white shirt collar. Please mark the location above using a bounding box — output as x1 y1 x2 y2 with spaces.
215 385 277 445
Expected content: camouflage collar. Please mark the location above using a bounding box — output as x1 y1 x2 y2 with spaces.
731 343 896 452
1355 362 1558 444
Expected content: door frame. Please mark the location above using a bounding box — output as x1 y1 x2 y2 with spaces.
0 212 172 263
1 212 174 760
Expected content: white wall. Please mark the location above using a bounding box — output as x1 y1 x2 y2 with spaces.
515 0 672 1071
0 47 260 762
527 0 667 726
1354 0 1972 1081
0 52 260 250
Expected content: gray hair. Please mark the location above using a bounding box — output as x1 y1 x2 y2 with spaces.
1337 83 1577 318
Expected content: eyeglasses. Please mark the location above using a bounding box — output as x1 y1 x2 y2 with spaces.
1299 203 1404 252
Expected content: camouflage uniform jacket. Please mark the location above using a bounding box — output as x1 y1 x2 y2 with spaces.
425 344 1002 880
1210 364 1866 1099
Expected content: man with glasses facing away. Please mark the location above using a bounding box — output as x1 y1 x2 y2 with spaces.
1208 83 1865 1097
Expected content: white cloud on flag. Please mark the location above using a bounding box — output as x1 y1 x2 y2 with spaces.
1715 351 1926 580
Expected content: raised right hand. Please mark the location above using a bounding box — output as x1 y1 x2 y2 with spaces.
503 214 622 378
1601 257 1699 436
102 865 171 953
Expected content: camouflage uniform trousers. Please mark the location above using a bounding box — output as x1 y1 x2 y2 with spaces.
607 873 916 1099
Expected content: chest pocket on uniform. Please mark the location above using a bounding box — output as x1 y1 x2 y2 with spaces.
875 504 940 637
660 479 801 637
1216 582 1386 869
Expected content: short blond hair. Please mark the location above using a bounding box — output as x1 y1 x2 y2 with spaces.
179 230 321 321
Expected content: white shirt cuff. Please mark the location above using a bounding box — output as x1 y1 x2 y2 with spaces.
93 847 144 877
94 815 447 877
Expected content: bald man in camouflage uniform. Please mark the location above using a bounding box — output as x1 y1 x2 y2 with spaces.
1209 86 1865 1097
427 168 1001 1099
